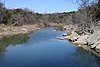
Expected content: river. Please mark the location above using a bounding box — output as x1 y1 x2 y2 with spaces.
0 27 100 67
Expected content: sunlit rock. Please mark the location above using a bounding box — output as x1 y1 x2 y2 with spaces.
95 44 100 53
87 29 100 45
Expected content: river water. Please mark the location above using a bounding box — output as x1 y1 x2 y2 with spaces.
0 27 100 67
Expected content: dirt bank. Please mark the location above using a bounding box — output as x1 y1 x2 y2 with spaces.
0 24 40 39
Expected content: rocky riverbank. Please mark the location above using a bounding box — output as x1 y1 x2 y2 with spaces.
0 24 40 39
57 25 100 56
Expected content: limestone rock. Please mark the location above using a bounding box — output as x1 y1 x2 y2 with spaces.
63 34 67 36
73 41 87 45
87 29 100 45
77 35 89 41
70 36 78 41
91 39 100 48
64 36 71 40
70 32 79 39
95 44 100 53
72 35 89 45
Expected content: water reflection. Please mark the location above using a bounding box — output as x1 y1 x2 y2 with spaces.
66 47 100 67
0 28 100 67
0 34 29 56
54 26 64 31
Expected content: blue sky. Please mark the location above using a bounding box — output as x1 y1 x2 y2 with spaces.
4 0 78 13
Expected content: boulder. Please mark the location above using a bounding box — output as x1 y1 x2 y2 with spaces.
91 39 100 48
63 34 67 36
69 32 79 40
72 35 89 45
70 36 78 41
95 44 100 53
77 35 89 41
87 29 100 45
63 32 79 42
21 28 27 32
73 41 87 45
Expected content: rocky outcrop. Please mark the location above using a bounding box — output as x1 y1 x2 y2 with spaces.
96 44 100 53
58 29 100 54
77 35 89 41
73 41 87 45
87 30 100 45
85 29 100 52
63 25 79 35
73 35 89 45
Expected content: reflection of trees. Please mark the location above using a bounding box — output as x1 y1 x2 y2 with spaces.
54 26 64 31
0 34 29 57
66 47 100 67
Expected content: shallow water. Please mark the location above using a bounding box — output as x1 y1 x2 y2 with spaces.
0 27 100 67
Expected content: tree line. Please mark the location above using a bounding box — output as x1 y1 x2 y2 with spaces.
0 1 75 27
0 0 100 30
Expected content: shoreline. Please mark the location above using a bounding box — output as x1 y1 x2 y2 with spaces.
57 25 100 57
0 24 40 39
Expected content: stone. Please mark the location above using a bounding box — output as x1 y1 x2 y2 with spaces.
12 29 18 32
63 32 79 42
91 39 100 48
70 32 79 38
64 36 71 40
21 28 27 32
87 29 100 45
57 37 66 40
2 28 7 31
95 44 100 53
72 35 89 45
70 32 80 41
71 36 78 41
77 35 89 41
63 34 67 36
73 41 87 45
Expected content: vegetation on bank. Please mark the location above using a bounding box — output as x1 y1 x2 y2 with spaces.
0 0 100 57
0 0 100 31
0 1 75 27
72 0 100 32
60 0 100 55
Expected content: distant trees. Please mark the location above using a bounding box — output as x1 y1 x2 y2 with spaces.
0 2 74 26
0 2 5 24
0 0 99 30
0 0 77 27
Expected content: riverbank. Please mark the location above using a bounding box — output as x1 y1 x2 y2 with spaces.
57 25 100 56
0 24 40 39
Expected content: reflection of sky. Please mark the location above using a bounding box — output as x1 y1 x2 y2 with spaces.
5 0 78 13
0 27 100 67
26 28 65 44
